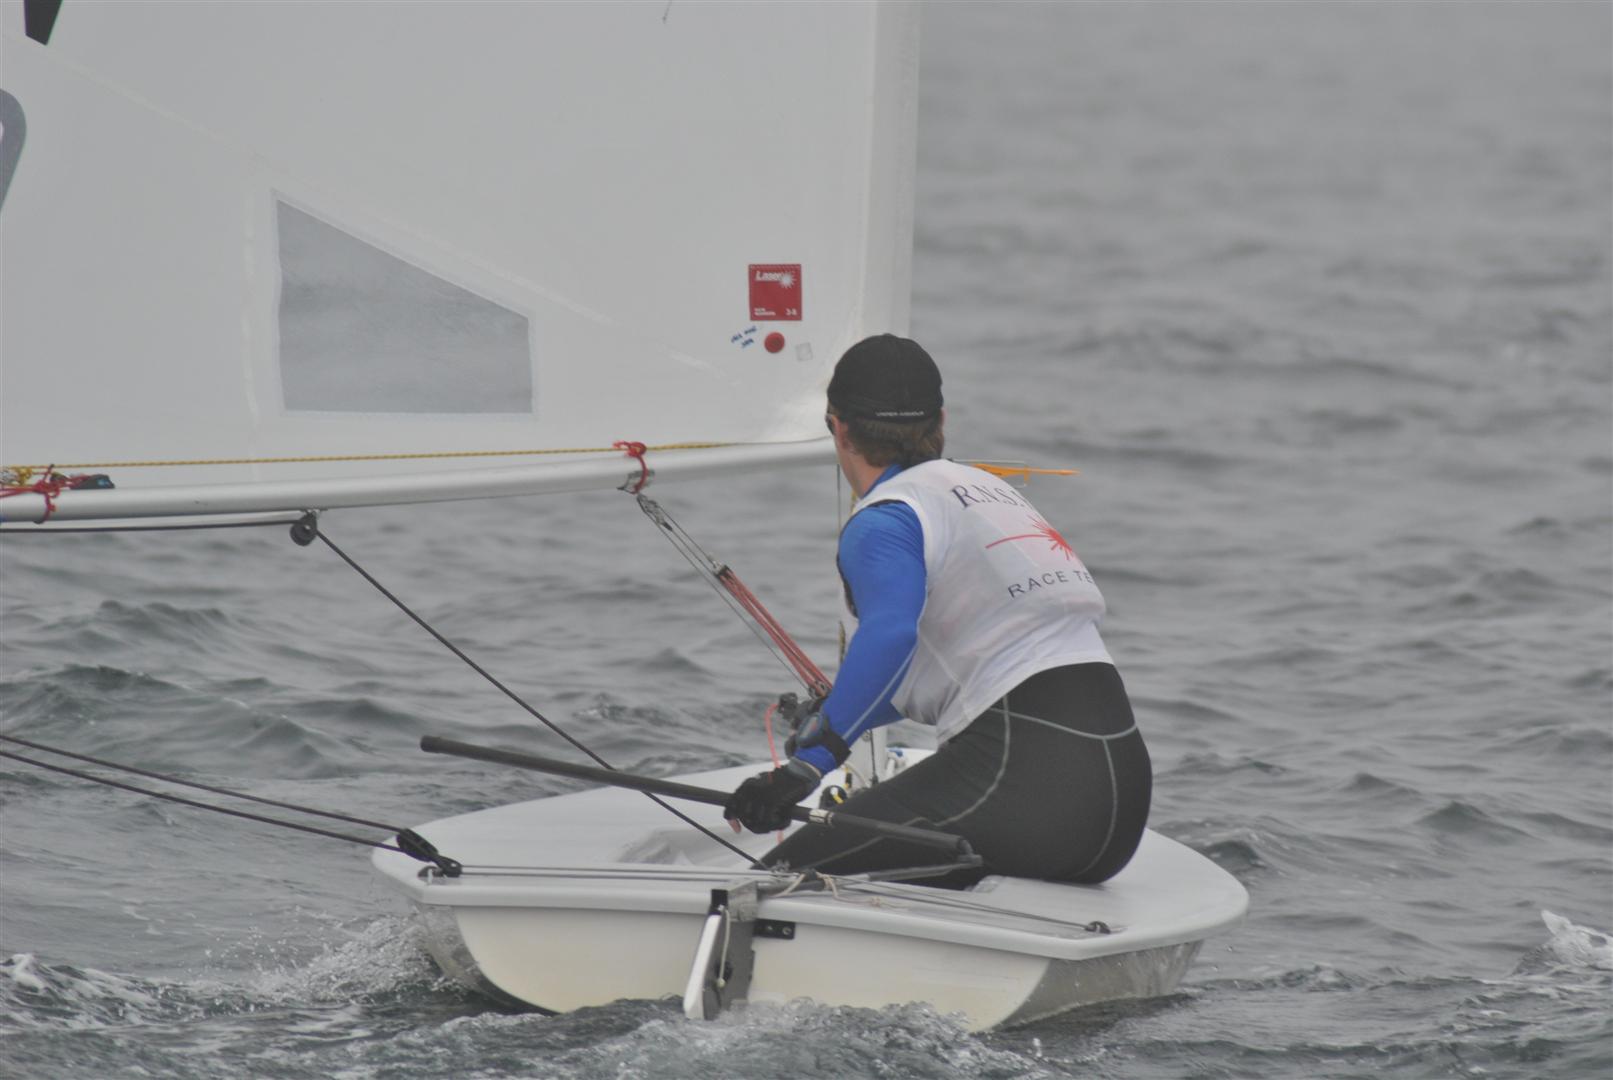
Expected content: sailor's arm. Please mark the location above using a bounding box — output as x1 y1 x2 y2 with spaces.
793 502 926 776
724 501 925 833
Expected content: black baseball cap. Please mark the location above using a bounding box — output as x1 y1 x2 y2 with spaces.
826 334 943 422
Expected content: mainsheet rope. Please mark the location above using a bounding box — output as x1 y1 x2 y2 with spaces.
0 445 765 868
0 740 462 876
305 516 766 870
0 733 398 829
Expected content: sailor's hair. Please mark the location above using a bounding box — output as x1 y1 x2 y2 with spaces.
833 410 945 468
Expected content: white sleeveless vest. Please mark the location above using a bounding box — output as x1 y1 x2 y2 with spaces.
850 459 1112 742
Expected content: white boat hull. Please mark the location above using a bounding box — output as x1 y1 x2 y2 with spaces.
373 758 1246 1030
418 900 1205 1029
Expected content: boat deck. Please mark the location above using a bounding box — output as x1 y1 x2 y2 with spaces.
373 759 1248 964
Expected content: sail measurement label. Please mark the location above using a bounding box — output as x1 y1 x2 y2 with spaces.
749 264 802 321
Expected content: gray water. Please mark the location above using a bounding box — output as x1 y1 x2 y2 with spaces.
3 4 1610 1078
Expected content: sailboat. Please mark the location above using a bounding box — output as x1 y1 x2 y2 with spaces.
1 2 1245 1030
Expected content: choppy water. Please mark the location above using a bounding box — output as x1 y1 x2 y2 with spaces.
3 3 1610 1078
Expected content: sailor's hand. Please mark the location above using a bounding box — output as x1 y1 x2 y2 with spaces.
724 759 821 834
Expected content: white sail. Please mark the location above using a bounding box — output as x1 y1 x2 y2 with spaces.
0 1 919 523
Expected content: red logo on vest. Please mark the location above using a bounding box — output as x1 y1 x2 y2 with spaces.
986 516 1077 561
749 264 802 321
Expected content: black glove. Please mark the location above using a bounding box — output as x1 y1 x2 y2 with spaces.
723 759 821 833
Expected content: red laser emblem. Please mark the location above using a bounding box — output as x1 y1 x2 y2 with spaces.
986 516 1076 561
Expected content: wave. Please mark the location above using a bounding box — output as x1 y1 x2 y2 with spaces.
0 663 436 779
1516 911 1613 976
1498 723 1613 760
1416 800 1534 842
1167 916 1613 1078
1131 696 1243 725
1 918 468 1035
1336 771 1424 802
0 946 1071 1080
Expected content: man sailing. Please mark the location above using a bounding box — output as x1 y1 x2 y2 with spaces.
724 334 1152 886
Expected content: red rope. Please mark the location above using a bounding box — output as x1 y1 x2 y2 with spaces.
764 700 782 767
717 567 832 697
762 700 790 839
0 467 70 522
0 468 115 522
612 440 650 494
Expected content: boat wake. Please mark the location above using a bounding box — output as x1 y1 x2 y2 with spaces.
0 918 466 1035
2 952 198 1032
1 929 1079 1080
495 999 1072 1080
237 915 473 1007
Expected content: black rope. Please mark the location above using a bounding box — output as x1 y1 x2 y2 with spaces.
0 733 396 831
305 518 764 870
0 748 459 875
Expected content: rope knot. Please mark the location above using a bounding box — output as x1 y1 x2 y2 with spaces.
613 440 651 494
0 465 66 522
0 467 116 522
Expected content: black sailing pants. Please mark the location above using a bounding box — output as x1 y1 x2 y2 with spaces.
763 662 1151 888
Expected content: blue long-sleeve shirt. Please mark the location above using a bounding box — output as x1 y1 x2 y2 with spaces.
795 465 927 775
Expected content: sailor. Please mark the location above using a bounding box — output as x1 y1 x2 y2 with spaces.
723 334 1151 886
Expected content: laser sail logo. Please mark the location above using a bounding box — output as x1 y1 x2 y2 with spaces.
749 263 802 321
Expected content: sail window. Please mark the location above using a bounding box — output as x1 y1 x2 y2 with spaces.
276 203 532 415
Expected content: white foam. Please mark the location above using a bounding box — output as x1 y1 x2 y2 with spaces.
244 915 449 1003
1539 910 1613 972
1 952 167 1030
5 953 46 992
